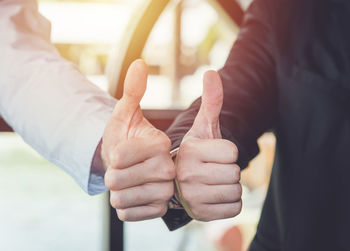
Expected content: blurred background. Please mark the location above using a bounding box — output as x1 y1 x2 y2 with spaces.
0 0 277 250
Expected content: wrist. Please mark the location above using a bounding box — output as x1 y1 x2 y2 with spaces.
168 147 183 209
167 147 195 219
91 139 106 176
170 147 180 160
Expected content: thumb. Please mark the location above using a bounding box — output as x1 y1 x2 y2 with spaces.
113 59 148 118
191 70 223 139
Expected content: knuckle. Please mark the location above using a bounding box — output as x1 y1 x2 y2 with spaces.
158 190 170 202
110 192 124 209
236 184 243 197
177 168 193 184
231 142 239 162
105 172 120 190
116 209 128 221
191 205 206 221
234 201 243 216
161 183 174 201
161 158 176 180
179 140 197 156
105 170 122 190
154 156 175 181
222 140 239 162
182 189 197 204
165 166 176 180
156 134 171 153
190 206 199 219
104 171 114 190
233 184 243 198
110 195 118 209
232 164 241 182
109 149 123 168
162 136 172 151
157 204 168 217
176 167 185 182
232 142 239 157
199 217 211 222
101 145 109 166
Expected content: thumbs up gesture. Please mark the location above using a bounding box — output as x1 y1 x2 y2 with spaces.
175 71 242 221
102 60 175 221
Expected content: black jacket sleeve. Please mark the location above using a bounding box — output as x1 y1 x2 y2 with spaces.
163 0 278 230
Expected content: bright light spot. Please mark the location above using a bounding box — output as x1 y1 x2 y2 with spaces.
39 2 133 44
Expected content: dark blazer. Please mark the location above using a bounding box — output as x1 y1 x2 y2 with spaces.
163 0 350 250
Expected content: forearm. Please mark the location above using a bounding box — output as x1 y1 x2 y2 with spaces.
167 0 277 168
163 0 277 230
0 0 116 194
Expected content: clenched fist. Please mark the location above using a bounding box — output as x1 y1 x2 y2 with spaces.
175 70 242 221
102 60 175 221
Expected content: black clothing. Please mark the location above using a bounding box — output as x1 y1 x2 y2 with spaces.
163 0 350 250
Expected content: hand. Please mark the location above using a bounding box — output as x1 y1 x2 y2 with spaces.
175 70 242 221
102 60 175 221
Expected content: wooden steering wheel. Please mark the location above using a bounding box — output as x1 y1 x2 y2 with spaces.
107 0 244 100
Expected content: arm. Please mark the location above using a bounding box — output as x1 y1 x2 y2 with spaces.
0 0 116 195
0 1 176 222
164 0 278 230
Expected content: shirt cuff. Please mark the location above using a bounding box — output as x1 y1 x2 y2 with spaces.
88 138 108 195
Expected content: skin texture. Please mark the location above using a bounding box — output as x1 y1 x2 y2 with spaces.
102 60 175 221
175 70 242 221
102 60 242 222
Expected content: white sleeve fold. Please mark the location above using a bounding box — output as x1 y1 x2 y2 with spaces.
0 0 116 195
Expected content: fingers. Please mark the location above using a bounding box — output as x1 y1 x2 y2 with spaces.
105 133 175 222
176 136 242 221
101 59 175 222
110 181 173 222
179 183 242 208
180 182 243 221
116 204 168 222
203 184 242 204
110 182 174 209
192 201 242 222
179 138 238 164
105 154 175 190
178 163 240 185
106 136 171 169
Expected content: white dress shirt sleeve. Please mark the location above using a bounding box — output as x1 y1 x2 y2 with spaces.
0 0 117 195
